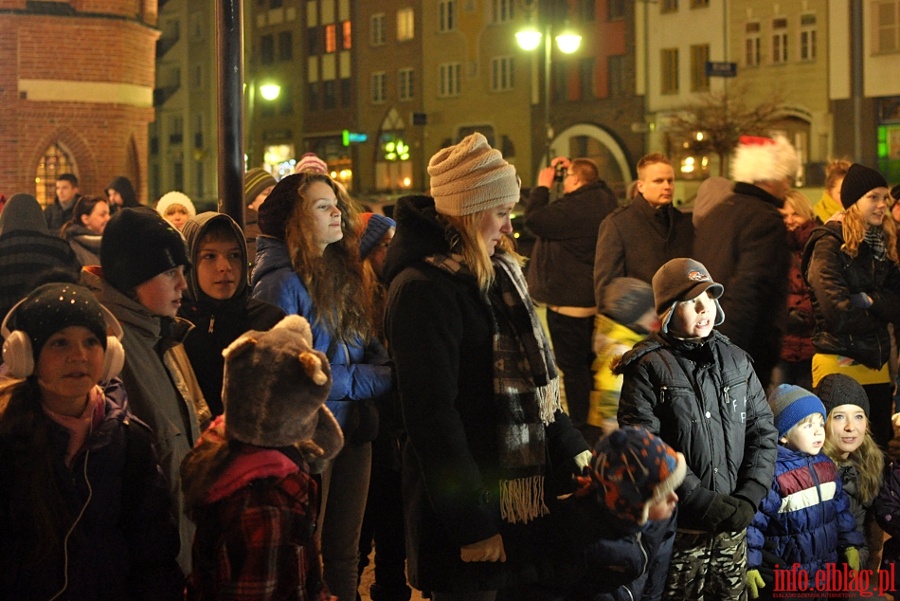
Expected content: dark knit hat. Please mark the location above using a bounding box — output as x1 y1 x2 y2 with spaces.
243 168 277 207
101 207 190 293
358 213 395 260
769 384 826 437
841 164 888 209
602 277 655 329
257 173 308 240
652 258 724 334
589 426 686 525
5 283 108 361
815 373 870 418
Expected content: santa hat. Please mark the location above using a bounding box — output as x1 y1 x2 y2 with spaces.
730 135 799 184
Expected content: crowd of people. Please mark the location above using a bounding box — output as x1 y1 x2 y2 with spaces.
2 133 900 601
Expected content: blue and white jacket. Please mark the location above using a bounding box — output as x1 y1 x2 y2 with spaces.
251 235 393 432
747 444 864 575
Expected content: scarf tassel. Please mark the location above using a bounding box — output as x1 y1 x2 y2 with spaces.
499 475 550 524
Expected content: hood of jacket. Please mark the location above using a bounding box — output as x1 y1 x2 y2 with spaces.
106 176 138 208
381 195 455 287
64 223 103 250
181 212 250 307
801 220 843 277
250 235 293 289
0 193 48 235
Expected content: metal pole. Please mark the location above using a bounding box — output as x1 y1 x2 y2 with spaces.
216 0 244 227
851 0 863 160
544 21 552 167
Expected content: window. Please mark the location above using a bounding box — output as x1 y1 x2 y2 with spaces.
280 84 292 116
325 24 337 52
439 62 461 97
876 0 900 53
661 0 678 13
260 34 274 65
399 68 414 100
552 61 569 102
372 72 387 103
745 21 761 67
307 27 319 55
439 0 456 32
342 20 352 49
491 56 514 92
173 162 184 192
35 143 76 207
608 55 625 95
397 7 414 41
800 13 817 61
578 57 594 99
191 64 203 89
278 31 292 61
690 0 709 7
579 0 595 21
323 80 336 109
371 13 386 46
341 78 351 107
608 0 625 20
690 44 709 91
772 17 788 64
492 0 514 23
307 82 318 110
660 48 678 94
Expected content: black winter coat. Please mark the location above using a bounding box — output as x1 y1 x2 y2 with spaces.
802 221 900 369
615 332 779 531
382 195 588 594
525 181 617 307
593 194 693 309
694 183 790 384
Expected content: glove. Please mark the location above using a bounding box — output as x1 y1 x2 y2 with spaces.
845 546 860 571
574 450 593 474
747 569 765 599
460 533 507 563
703 494 738 532
849 292 873 308
720 498 756 532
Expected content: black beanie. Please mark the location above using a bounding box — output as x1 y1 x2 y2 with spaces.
814 373 870 418
7 283 108 361
101 207 190 293
257 173 305 240
840 163 888 209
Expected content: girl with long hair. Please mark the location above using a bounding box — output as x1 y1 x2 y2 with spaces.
251 170 393 601
803 163 900 447
61 195 110 266
0 282 182 600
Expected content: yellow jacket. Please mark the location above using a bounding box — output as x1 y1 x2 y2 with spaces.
588 314 648 427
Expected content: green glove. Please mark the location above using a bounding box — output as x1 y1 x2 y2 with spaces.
845 546 860 571
747 569 765 599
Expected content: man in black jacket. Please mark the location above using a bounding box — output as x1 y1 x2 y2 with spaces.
593 153 694 309
525 156 618 429
43 173 81 234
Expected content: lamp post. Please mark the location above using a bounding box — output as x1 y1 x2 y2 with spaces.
516 9 581 167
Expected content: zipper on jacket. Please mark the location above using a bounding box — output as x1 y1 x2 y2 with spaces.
208 314 215 334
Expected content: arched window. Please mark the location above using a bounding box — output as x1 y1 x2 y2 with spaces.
375 108 413 192
35 143 77 207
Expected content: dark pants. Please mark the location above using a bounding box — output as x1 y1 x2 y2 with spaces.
864 382 894 449
545 310 595 428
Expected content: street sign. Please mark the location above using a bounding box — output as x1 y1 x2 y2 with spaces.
342 130 368 146
705 61 737 77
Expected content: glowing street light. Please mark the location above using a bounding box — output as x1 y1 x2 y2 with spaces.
259 83 281 101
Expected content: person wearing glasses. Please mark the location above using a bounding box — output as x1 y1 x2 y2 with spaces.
524 156 617 435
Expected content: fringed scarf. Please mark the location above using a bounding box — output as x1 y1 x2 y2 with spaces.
425 251 561 524
865 228 887 261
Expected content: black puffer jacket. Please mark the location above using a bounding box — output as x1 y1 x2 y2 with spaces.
615 331 778 531
802 221 900 369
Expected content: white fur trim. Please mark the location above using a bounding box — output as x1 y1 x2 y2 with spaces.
730 135 799 184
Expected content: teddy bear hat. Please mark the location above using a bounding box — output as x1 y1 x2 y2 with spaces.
221 315 343 459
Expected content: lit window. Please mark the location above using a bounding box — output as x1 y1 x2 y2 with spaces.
342 20 352 50
325 24 336 53
398 7 414 41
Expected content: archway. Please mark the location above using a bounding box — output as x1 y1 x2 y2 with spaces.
34 142 78 207
552 124 632 197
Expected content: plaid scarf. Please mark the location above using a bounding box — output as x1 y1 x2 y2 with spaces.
425 251 561 524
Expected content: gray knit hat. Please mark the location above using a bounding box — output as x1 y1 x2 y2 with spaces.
815 373 870 418
428 133 520 216
652 258 724 334
769 384 826 438
602 278 655 330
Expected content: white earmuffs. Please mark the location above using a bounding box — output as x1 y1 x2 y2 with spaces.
1 300 126 382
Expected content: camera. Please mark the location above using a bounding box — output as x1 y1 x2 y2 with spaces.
554 164 566 182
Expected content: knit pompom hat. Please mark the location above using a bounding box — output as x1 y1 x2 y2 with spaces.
156 191 197 219
589 426 686 525
101 207 191 293
769 384 827 438
652 258 724 334
602 277 655 331
814 373 870 418
730 135 799 185
243 168 277 207
295 152 329 175
840 163 889 209
358 213 395 260
428 133 520 216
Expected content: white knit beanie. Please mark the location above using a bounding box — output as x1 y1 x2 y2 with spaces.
730 135 799 184
428 133 520 216
156 191 197 218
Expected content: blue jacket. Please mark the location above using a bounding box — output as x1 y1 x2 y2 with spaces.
747 445 863 575
251 235 393 431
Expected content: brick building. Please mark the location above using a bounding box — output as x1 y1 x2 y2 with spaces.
0 0 158 206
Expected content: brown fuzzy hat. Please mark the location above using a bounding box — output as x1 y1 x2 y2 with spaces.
222 315 343 459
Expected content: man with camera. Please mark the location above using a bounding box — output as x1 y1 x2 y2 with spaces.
524 156 618 432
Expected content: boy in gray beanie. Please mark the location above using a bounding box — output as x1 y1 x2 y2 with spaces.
615 257 779 600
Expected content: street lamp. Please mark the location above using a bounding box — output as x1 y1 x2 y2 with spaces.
517 13 581 167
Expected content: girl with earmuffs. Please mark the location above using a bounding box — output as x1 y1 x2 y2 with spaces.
0 283 183 600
